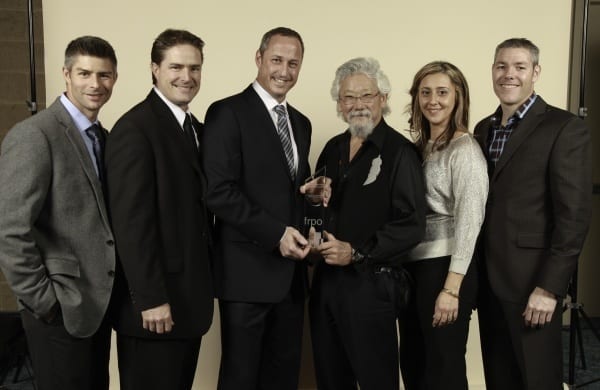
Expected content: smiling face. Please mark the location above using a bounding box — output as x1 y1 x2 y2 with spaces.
418 72 456 135
338 73 387 138
152 44 202 111
492 47 540 115
255 34 303 102
63 55 117 122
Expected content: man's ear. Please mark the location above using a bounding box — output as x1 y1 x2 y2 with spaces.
255 50 262 68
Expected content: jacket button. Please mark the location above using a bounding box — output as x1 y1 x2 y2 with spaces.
106 240 115 246
107 270 115 277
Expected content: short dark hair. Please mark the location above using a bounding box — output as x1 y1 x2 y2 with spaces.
494 38 540 66
258 27 304 57
151 29 205 84
64 36 117 70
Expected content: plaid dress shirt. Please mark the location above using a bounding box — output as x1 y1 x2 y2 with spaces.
488 93 538 165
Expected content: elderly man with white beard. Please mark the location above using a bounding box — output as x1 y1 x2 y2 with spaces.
309 57 426 390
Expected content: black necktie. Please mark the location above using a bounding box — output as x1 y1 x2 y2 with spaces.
183 114 198 151
273 105 295 179
85 124 106 186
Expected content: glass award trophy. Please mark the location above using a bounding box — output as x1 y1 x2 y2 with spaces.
303 166 328 247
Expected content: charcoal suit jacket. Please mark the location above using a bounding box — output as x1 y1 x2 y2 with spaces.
106 90 213 338
203 85 312 303
474 96 591 303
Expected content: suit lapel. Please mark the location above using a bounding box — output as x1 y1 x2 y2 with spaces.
491 98 547 183
244 87 296 182
148 91 203 178
288 104 309 184
52 101 111 227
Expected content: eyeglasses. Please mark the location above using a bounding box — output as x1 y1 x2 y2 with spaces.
339 92 380 106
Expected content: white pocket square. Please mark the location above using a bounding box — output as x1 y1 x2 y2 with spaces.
363 155 382 185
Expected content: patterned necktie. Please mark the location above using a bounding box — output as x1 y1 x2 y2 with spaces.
273 105 295 179
183 114 198 151
85 124 106 186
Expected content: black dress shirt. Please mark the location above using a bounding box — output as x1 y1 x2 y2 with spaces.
316 119 426 266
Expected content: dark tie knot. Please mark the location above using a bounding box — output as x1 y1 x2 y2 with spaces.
85 124 103 141
183 113 193 129
183 113 198 151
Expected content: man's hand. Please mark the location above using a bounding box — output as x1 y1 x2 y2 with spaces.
522 287 557 328
279 226 310 260
316 231 352 266
300 176 332 207
142 303 174 334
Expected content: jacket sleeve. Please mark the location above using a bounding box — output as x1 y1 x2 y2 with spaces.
0 124 56 316
105 119 169 312
538 115 592 296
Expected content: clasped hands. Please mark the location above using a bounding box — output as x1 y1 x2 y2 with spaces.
279 177 333 260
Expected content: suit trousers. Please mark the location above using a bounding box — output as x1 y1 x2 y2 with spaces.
309 264 399 390
20 308 112 390
478 271 563 390
399 256 476 390
116 334 201 390
217 294 304 390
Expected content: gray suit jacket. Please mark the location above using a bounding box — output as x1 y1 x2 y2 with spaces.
0 98 116 337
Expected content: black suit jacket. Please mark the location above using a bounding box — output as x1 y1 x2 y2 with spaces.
474 96 591 303
202 85 311 303
105 90 213 338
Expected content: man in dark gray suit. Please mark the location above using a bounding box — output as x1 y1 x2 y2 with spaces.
203 27 312 390
475 38 591 390
0 36 118 390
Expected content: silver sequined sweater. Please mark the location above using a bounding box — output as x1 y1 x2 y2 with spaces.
409 134 488 275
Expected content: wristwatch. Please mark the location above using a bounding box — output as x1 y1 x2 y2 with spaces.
351 247 365 264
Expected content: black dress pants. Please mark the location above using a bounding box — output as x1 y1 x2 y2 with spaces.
116 334 201 390
20 309 112 390
217 295 304 390
309 264 399 390
399 257 476 390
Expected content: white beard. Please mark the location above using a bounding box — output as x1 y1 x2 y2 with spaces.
347 109 375 138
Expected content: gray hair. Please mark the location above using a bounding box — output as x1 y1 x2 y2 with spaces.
330 57 391 116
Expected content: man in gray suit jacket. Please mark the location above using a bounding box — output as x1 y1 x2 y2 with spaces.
0 36 118 390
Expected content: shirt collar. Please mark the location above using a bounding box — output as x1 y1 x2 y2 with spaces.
491 92 538 126
153 86 191 127
252 80 288 112
346 118 388 152
59 93 96 132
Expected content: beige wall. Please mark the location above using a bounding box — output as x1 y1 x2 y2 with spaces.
41 1 575 389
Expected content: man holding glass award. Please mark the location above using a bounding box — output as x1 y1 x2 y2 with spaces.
308 57 426 390
203 27 329 390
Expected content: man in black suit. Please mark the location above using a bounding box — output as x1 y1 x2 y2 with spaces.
203 27 312 390
105 29 213 390
475 38 591 390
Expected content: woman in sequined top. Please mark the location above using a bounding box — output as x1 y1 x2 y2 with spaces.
399 61 488 390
